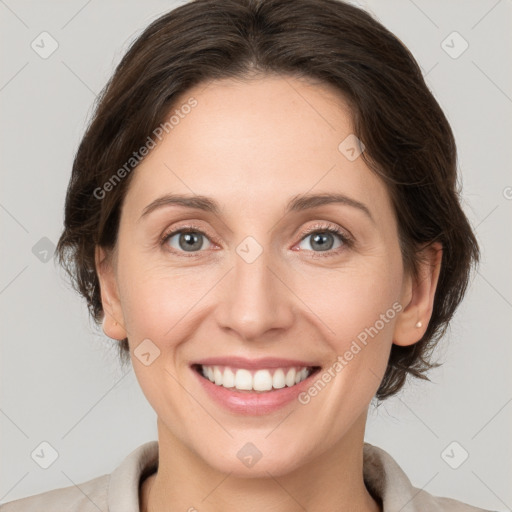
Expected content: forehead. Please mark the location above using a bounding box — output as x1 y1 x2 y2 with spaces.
123 75 392 222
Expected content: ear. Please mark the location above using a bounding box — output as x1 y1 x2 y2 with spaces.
95 246 128 341
394 242 442 347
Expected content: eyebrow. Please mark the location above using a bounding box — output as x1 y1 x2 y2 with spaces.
139 192 374 223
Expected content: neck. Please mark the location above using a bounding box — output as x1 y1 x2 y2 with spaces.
141 414 381 512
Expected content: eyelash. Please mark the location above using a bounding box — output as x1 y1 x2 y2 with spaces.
299 223 353 258
159 222 353 258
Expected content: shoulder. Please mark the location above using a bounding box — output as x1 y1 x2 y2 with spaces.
363 443 496 512
0 474 109 512
0 440 159 512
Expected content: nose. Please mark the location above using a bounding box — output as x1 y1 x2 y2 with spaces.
214 247 295 341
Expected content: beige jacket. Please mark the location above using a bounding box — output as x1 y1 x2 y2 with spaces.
0 441 495 511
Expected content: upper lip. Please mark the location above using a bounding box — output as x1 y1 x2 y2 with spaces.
191 356 320 370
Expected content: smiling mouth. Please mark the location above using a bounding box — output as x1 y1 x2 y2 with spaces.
192 364 321 393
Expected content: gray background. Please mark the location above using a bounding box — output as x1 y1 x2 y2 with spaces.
1 0 511 509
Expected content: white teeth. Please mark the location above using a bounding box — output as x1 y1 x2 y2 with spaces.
200 365 313 392
253 370 273 391
214 367 223 385
223 367 235 388
235 369 252 390
285 368 296 387
295 368 308 384
272 369 286 389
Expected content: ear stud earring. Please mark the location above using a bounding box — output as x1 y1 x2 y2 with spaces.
415 321 423 328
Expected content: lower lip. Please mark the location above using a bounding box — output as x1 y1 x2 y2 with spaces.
192 366 319 415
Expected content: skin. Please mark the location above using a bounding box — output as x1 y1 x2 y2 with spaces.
96 75 442 512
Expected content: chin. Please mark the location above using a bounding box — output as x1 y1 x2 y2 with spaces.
192 433 316 478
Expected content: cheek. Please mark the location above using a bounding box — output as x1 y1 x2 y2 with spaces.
118 238 403 352
119 267 211 340
288 260 403 431
294 256 403 349
288 257 403 416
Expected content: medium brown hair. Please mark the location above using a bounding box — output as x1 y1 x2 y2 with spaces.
56 0 479 400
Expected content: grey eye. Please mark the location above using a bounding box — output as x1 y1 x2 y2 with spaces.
298 231 343 252
167 231 211 252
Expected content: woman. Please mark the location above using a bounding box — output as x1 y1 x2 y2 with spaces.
0 0 494 510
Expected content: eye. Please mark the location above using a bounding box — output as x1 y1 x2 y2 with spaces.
161 226 214 255
296 223 351 256
159 222 352 258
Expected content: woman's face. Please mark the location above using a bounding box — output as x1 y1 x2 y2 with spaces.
98 75 428 476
